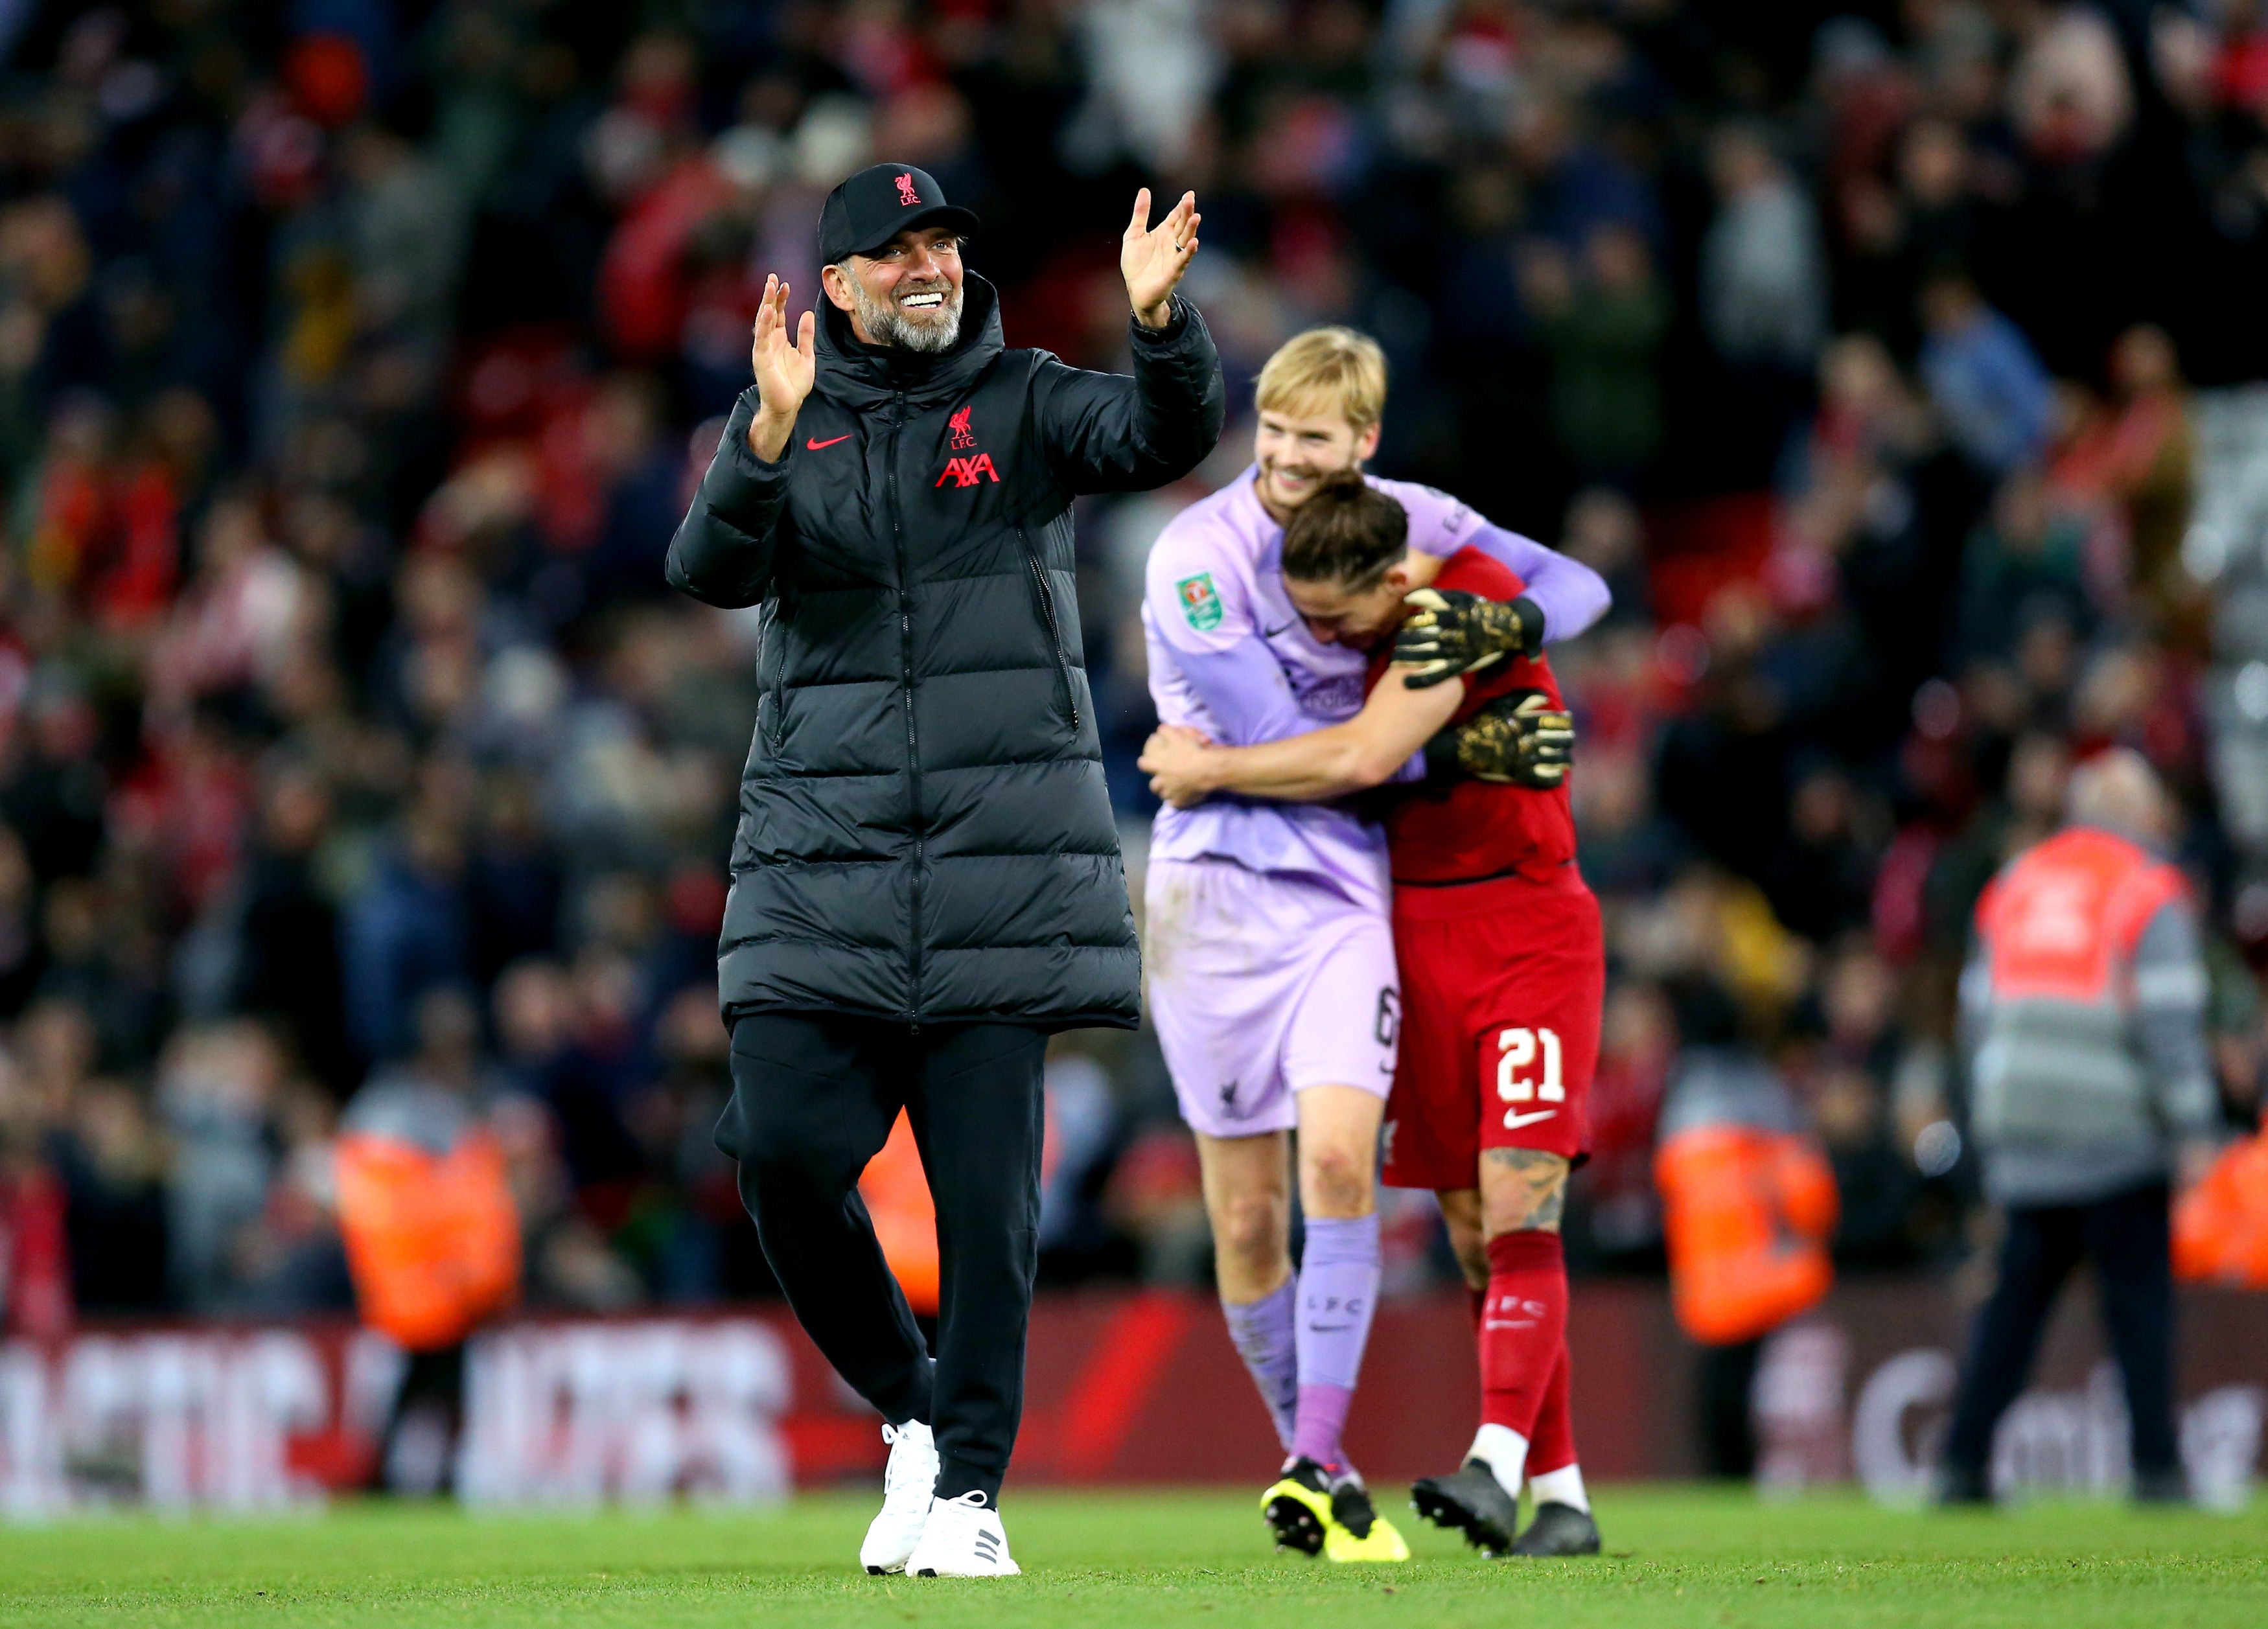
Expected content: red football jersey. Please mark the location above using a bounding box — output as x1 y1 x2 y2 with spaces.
1365 546 1577 885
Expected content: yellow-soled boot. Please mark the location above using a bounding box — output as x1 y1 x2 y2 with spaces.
1322 1477 1411 1563
1261 1458 1335 1556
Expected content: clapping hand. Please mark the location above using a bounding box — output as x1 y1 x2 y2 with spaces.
746 273 816 462
1123 189 1201 330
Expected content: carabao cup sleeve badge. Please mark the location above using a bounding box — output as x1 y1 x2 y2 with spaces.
1177 572 1223 632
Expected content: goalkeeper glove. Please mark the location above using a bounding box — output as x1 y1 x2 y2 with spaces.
1393 588 1545 689
1422 689 1575 788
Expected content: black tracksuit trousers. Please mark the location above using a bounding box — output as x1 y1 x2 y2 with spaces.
1943 1181 2180 1487
717 1013 1047 1505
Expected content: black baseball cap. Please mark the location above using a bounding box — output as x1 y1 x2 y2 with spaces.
818 163 980 264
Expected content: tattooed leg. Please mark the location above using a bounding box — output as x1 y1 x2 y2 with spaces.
1480 1147 1569 1239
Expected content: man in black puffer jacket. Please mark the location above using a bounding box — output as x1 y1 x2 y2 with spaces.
666 163 1223 1575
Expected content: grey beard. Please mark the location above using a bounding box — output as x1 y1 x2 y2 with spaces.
851 280 964 353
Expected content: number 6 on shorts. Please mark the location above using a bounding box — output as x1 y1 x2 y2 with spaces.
1496 1026 1564 1103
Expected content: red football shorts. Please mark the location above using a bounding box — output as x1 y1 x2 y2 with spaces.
1382 865 1604 1190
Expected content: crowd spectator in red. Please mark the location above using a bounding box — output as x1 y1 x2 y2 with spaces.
0 0 2257 1317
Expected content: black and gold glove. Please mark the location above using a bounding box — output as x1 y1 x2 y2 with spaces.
1422 689 1575 787
1394 588 1545 689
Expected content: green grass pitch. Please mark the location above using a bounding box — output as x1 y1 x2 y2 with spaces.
0 1486 2259 1627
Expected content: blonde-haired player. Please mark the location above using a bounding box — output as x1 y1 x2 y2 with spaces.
1140 327 1609 1558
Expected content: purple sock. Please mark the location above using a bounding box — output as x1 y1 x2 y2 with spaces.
1221 1279 1299 1451
1291 1214 1380 1469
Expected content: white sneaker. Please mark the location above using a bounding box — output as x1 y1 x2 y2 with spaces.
904 1491 1020 1577
859 1420 938 1574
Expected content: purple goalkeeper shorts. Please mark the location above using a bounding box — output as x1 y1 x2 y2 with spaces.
1144 857 1400 1139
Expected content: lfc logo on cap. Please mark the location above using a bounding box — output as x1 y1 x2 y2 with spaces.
896 172 920 206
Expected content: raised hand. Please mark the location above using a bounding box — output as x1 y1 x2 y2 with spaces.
747 274 816 461
1122 189 1201 330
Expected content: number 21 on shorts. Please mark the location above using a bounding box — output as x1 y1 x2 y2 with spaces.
1496 1027 1564 1105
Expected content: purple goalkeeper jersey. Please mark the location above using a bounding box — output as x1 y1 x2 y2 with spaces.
1142 467 1610 901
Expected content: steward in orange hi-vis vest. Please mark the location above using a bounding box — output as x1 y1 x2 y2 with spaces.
334 1086 520 1353
1653 1049 1837 1346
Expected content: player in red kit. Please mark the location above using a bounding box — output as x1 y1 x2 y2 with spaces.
1141 474 1603 1557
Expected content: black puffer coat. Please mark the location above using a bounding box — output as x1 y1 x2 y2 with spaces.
666 275 1223 1029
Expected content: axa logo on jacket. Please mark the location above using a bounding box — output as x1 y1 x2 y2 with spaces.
936 453 1000 487
938 405 994 485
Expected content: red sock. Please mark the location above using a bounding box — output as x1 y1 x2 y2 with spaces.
1479 1230 1566 1434
1466 1284 1486 1330
1525 1339 1577 1475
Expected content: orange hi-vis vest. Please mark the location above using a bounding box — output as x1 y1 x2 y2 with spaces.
857 1095 1067 1319
859 1112 940 1317
334 1127 522 1352
2173 1129 2268 1288
1969 826 2191 1148
1655 1125 1838 1346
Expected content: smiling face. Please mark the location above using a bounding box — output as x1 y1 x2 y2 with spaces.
822 226 966 351
1251 406 1381 524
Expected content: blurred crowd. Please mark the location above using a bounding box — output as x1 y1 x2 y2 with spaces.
0 0 2264 1331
